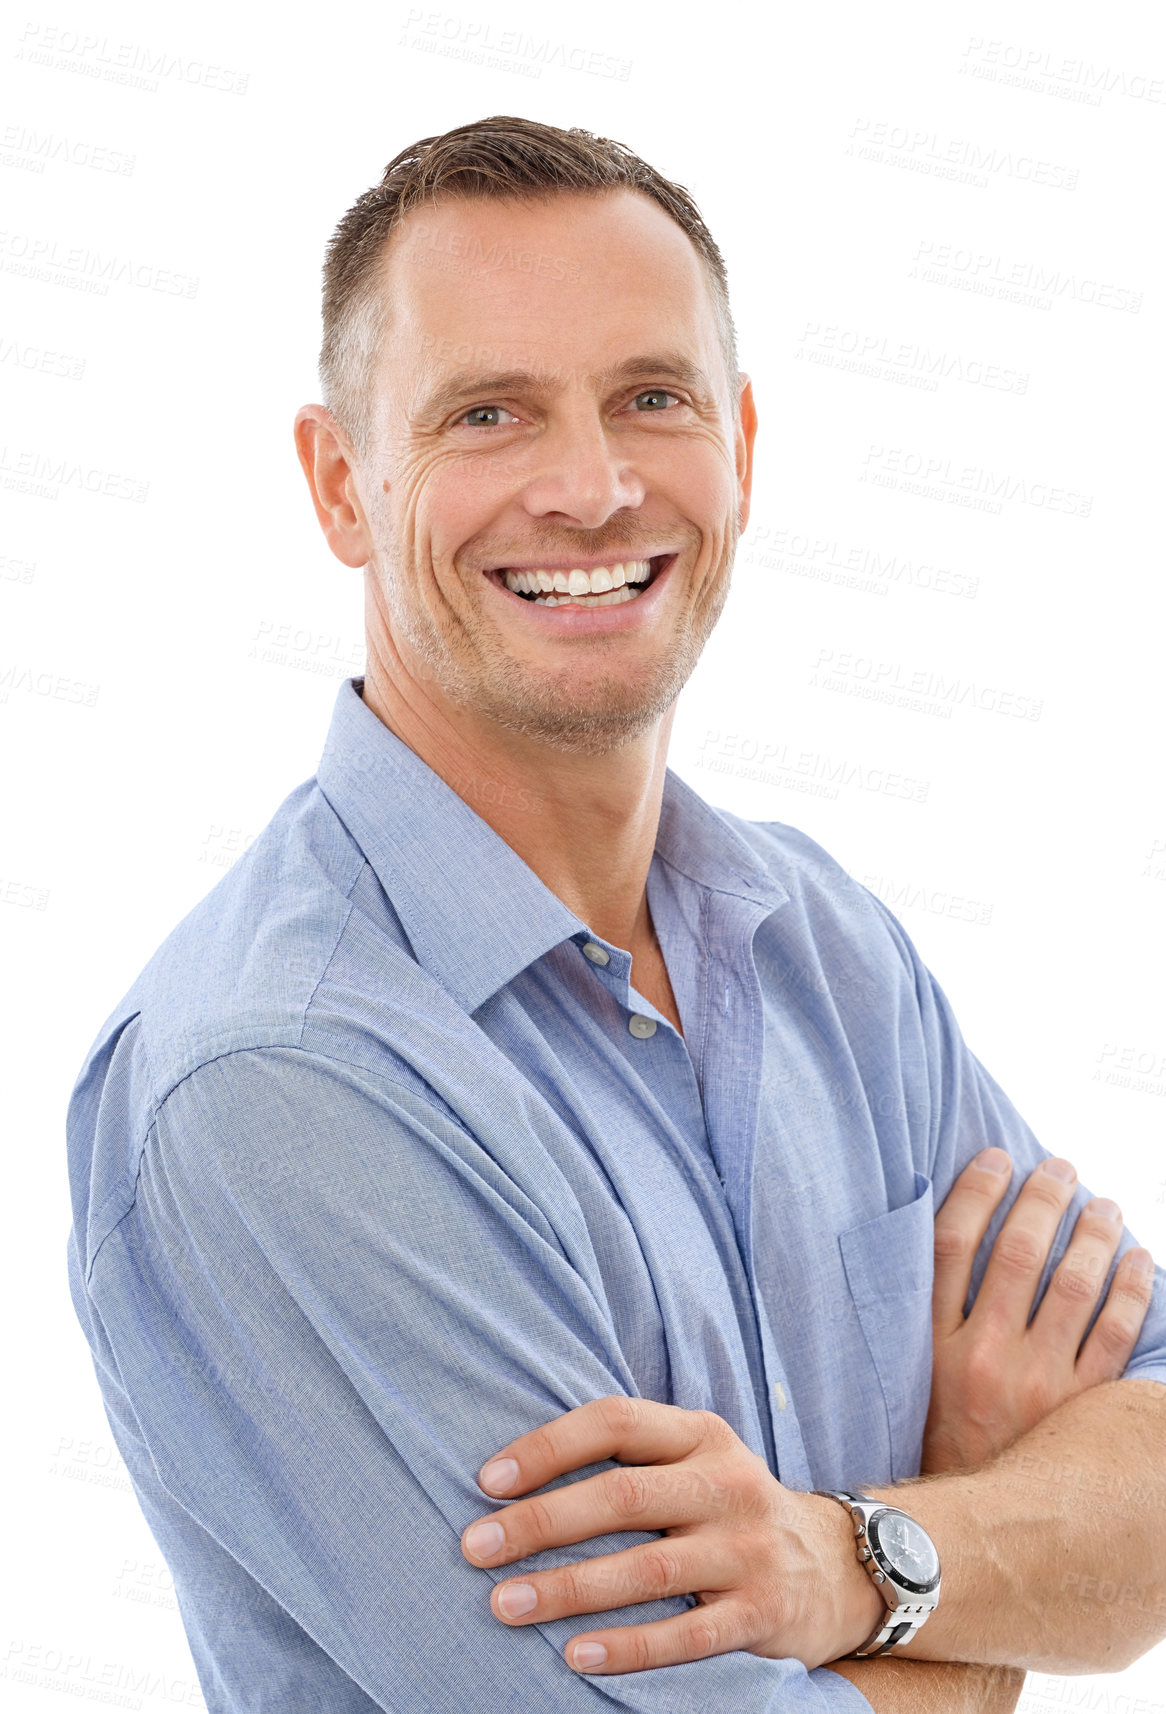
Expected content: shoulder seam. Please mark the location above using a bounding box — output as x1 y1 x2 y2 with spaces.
297 869 363 1051
85 1039 475 1282
158 1037 470 1135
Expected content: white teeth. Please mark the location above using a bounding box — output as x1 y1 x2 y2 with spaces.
501 559 659 600
500 563 657 590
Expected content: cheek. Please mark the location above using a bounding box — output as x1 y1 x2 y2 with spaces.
390 447 514 565
657 435 738 528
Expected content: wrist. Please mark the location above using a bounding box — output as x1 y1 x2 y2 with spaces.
863 1476 978 1662
817 1487 946 1658
811 1492 888 1656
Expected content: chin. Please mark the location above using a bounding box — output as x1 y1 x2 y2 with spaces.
477 670 685 756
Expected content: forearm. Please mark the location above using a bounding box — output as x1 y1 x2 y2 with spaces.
824 1659 1024 1713
867 1378 1166 1674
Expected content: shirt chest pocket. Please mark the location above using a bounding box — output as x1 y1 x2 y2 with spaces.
837 1172 934 1483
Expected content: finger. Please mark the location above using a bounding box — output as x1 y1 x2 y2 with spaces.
476 1396 716 1498
1029 1198 1125 1362
464 1457 726 1569
972 1157 1079 1334
1075 1248 1156 1390
489 1531 735 1627
931 1148 1014 1336
563 1596 752 1676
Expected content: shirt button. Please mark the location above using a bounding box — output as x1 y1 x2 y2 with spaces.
628 1014 657 1039
582 941 610 966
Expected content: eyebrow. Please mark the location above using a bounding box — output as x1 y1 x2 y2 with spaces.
415 352 716 423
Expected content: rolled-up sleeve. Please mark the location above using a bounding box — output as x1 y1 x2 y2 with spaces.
81 1046 871 1713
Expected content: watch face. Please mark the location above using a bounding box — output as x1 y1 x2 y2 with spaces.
869 1509 941 1594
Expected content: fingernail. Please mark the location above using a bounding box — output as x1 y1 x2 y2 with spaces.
497 1582 538 1618
1092 1198 1122 1223
1128 1249 1155 1275
572 1642 608 1671
464 1521 505 1560
976 1149 1011 1173
480 1458 519 1494
1041 1158 1076 1182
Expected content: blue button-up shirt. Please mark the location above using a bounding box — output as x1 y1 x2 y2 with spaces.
67 678 1166 1713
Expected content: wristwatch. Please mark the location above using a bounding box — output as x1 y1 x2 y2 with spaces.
814 1488 942 1656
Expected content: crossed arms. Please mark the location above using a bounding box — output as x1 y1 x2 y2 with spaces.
80 1045 1166 1713
457 1147 1164 1710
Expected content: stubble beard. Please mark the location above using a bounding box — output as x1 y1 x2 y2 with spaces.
367 508 735 758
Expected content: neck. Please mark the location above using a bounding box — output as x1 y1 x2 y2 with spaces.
359 655 674 960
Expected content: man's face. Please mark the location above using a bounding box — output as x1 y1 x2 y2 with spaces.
355 189 753 755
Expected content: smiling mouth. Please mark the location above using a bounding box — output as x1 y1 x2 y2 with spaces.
488 555 672 608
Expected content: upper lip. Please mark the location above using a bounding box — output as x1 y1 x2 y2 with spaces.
485 552 674 573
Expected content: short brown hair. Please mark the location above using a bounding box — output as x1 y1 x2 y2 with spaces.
319 115 739 452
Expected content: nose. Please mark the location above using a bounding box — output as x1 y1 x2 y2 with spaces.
518 408 646 529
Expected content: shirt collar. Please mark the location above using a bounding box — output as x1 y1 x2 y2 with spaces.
316 679 785 1012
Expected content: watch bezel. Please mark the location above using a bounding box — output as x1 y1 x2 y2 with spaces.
867 1508 942 1596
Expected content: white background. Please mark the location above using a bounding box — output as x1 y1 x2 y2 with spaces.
2 0 1164 1708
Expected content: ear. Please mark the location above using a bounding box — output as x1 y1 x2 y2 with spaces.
293 405 374 568
734 373 758 536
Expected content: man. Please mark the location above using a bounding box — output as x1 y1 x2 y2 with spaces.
67 117 1165 1712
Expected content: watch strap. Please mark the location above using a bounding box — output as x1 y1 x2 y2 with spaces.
856 1615 920 1656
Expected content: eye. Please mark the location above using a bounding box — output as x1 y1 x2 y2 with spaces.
458 405 519 428
629 389 681 412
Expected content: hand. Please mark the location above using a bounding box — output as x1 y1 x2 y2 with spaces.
922 1149 1155 1474
460 1395 884 1675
